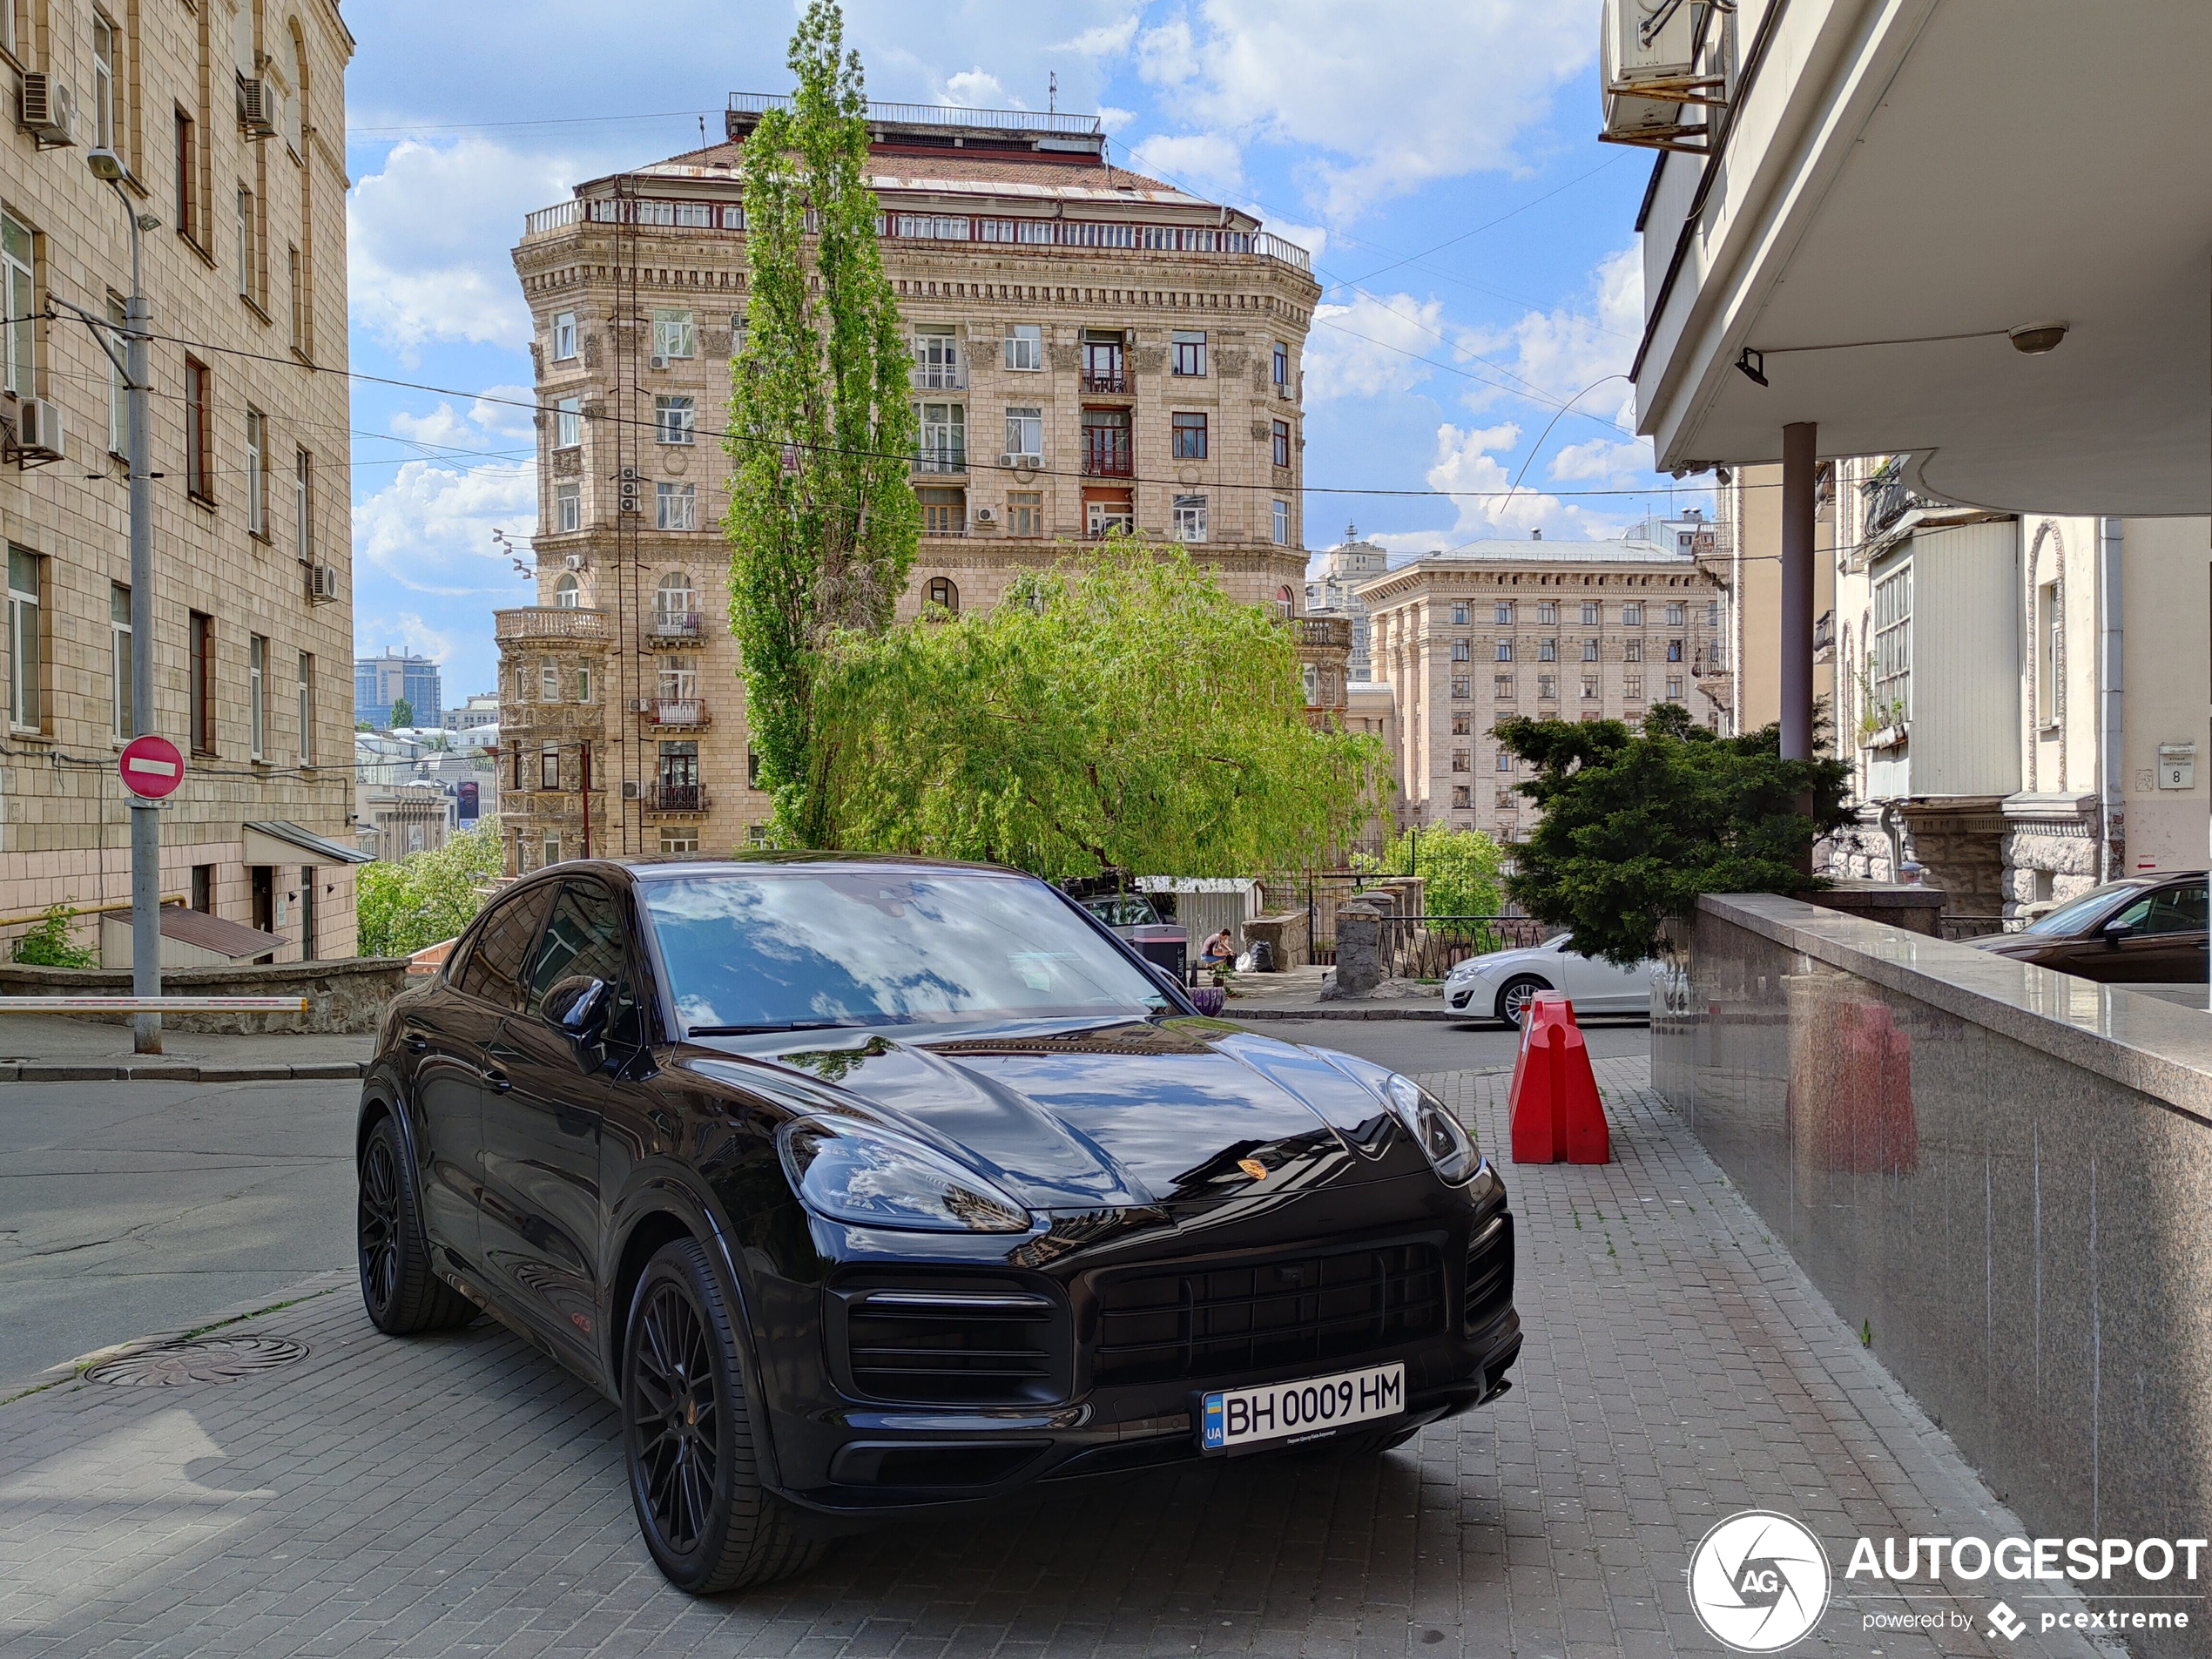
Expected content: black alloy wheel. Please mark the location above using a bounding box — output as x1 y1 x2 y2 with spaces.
621 1238 825 1594
356 1115 475 1334
1496 975 1549 1030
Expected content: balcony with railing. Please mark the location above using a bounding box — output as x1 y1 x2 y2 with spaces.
1081 370 1129 395
644 782 709 816
910 361 966 391
651 698 710 729
649 610 705 645
912 444 968 476
1863 456 1941 539
1082 429 1132 477
1291 617 1354 651
496 606 610 645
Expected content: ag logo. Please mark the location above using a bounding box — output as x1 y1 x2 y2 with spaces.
1688 1511 1832 1652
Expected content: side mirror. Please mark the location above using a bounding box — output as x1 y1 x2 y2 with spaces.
543 974 610 1037
2101 917 2133 944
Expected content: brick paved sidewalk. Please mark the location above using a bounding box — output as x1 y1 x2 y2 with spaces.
0 1058 2118 1659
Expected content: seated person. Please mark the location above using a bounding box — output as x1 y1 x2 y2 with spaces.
1198 929 1236 968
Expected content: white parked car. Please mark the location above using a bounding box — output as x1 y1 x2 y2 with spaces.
1443 932 1660 1028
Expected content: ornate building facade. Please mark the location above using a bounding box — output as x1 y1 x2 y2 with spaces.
498 96 1333 868
1361 536 1722 843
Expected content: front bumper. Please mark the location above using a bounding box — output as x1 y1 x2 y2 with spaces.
1446 977 1490 1013
751 1187 1521 1515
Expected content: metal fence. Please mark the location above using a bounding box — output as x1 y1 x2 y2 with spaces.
1378 915 1548 981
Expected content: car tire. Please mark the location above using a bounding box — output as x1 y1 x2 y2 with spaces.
622 1238 826 1595
1495 975 1550 1030
357 1113 477 1336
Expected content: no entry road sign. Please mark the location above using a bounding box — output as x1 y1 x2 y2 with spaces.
118 733 186 799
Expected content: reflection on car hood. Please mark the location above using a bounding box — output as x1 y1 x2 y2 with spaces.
1451 947 1546 977
687 1016 1406 1211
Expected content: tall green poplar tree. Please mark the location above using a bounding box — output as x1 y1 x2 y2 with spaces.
726 1 920 846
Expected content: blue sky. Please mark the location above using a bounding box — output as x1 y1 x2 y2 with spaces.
342 0 1710 701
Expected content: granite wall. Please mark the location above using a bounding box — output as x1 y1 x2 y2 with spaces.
0 959 410 1034
1656 894 2212 1656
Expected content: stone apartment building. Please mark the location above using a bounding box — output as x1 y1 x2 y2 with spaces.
1361 536 1721 841
1 0 361 961
1305 527 1387 682
498 95 1334 868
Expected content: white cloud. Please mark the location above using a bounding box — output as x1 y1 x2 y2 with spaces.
941 68 1018 108
357 612 459 667
469 386 540 440
1548 435 1651 484
353 459 536 599
386 403 475 449
1096 105 1136 135
348 138 596 357
384 385 539 452
1424 421 1647 543
1260 214 1326 268
1141 0 1593 221
1305 292 1452 402
1128 131 1244 198
1461 245 1643 429
1058 17 1139 57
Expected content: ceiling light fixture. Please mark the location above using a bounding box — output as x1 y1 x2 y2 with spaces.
2006 320 2069 355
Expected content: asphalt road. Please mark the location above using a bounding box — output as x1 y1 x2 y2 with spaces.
1242 1015 1652 1076
0 1078 357 1384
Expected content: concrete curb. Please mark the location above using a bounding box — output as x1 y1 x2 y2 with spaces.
1230 1006 1474 1022
0 1059 368 1084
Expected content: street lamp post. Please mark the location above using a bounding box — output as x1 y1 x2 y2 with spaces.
87 150 162 1053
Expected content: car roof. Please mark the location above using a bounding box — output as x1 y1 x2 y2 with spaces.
553 852 1029 883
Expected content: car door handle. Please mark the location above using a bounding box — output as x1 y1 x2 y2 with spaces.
485 1068 512 1093
401 1028 429 1055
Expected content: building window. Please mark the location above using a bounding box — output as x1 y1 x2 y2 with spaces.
1581 674 1598 700
576 660 593 704
1536 602 1557 624
173 111 196 243
659 830 699 854
1538 638 1557 661
185 358 212 500
1665 604 1687 626
1622 602 1642 625
1170 330 1207 376
552 311 577 361
1493 603 1513 624
1451 639 1471 663
293 449 314 559
1450 678 1471 700
553 572 580 608
555 482 581 533
1171 495 1208 543
652 308 694 359
1171 412 1208 460
917 487 965 536
1087 494 1134 537
248 635 266 759
1452 714 1473 735
1271 421 1291 469
927 577 959 615
1494 640 1513 662
913 325 961 388
655 396 695 445
1451 604 1470 626
1872 563 1912 724
1497 752 1514 772
245 408 267 536
288 245 304 352
657 653 696 702
1707 599 1720 628
3 213 36 398
1667 639 1683 662
541 744 561 790
1581 602 1599 625
1082 329 1125 391
2037 577 2060 723
1272 500 1288 546
1625 639 1642 663
1625 674 1643 700
1004 407 1042 461
914 402 966 473
1272 341 1289 388
236 185 256 300
656 482 697 531
1666 676 1684 699
556 396 582 449
540 663 561 701
1008 491 1042 537
1538 674 1557 699
5 548 39 731
99 294 130 456
1451 750 1471 772
101 582 133 739
297 653 314 765
188 611 213 752
1581 638 1598 662
1003 323 1042 371
1494 676 1514 699
543 832 562 867
92 12 119 146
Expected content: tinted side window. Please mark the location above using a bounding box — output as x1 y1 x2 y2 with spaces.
455 884 556 1011
525 881 641 1042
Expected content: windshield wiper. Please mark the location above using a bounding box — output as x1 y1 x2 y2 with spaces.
687 1021 852 1035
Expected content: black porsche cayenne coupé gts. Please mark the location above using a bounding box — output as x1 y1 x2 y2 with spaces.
356 857 1520 1592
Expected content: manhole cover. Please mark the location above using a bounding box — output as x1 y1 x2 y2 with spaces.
84 1336 308 1386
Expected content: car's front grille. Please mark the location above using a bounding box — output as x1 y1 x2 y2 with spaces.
1091 1241 1447 1388
1465 1213 1514 1332
835 1285 1069 1407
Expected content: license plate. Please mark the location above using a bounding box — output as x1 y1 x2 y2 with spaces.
1198 1361 1405 1454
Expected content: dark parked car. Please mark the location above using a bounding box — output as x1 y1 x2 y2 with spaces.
1967 871 2209 981
1076 891 1189 979
357 857 1520 1594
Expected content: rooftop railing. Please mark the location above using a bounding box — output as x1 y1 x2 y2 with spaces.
729 92 1103 138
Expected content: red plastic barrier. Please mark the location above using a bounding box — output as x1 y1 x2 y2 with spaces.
1508 993 1610 1164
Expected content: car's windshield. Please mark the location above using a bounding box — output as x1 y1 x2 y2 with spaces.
641 869 1173 1032
2020 880 2148 936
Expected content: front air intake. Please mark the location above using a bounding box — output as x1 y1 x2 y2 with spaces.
829 1281 1070 1407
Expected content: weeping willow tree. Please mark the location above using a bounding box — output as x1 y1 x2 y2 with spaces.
726 0 920 846
808 545 1393 879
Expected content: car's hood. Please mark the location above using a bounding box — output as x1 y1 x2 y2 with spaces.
1968 933 2045 958
685 1016 1408 1212
1452 947 1549 979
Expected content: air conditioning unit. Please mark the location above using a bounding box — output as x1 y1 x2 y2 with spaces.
307 563 341 602
627 698 652 714
13 398 64 460
237 77 278 138
622 781 641 801
18 75 77 146
649 354 669 371
998 452 1042 469
973 508 995 525
563 553 584 570
1600 0 1711 145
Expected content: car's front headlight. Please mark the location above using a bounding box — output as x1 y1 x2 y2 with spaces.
1383 1074 1479 1184
777 1116 1032 1233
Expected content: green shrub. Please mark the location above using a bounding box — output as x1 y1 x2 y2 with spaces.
11 902 98 969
